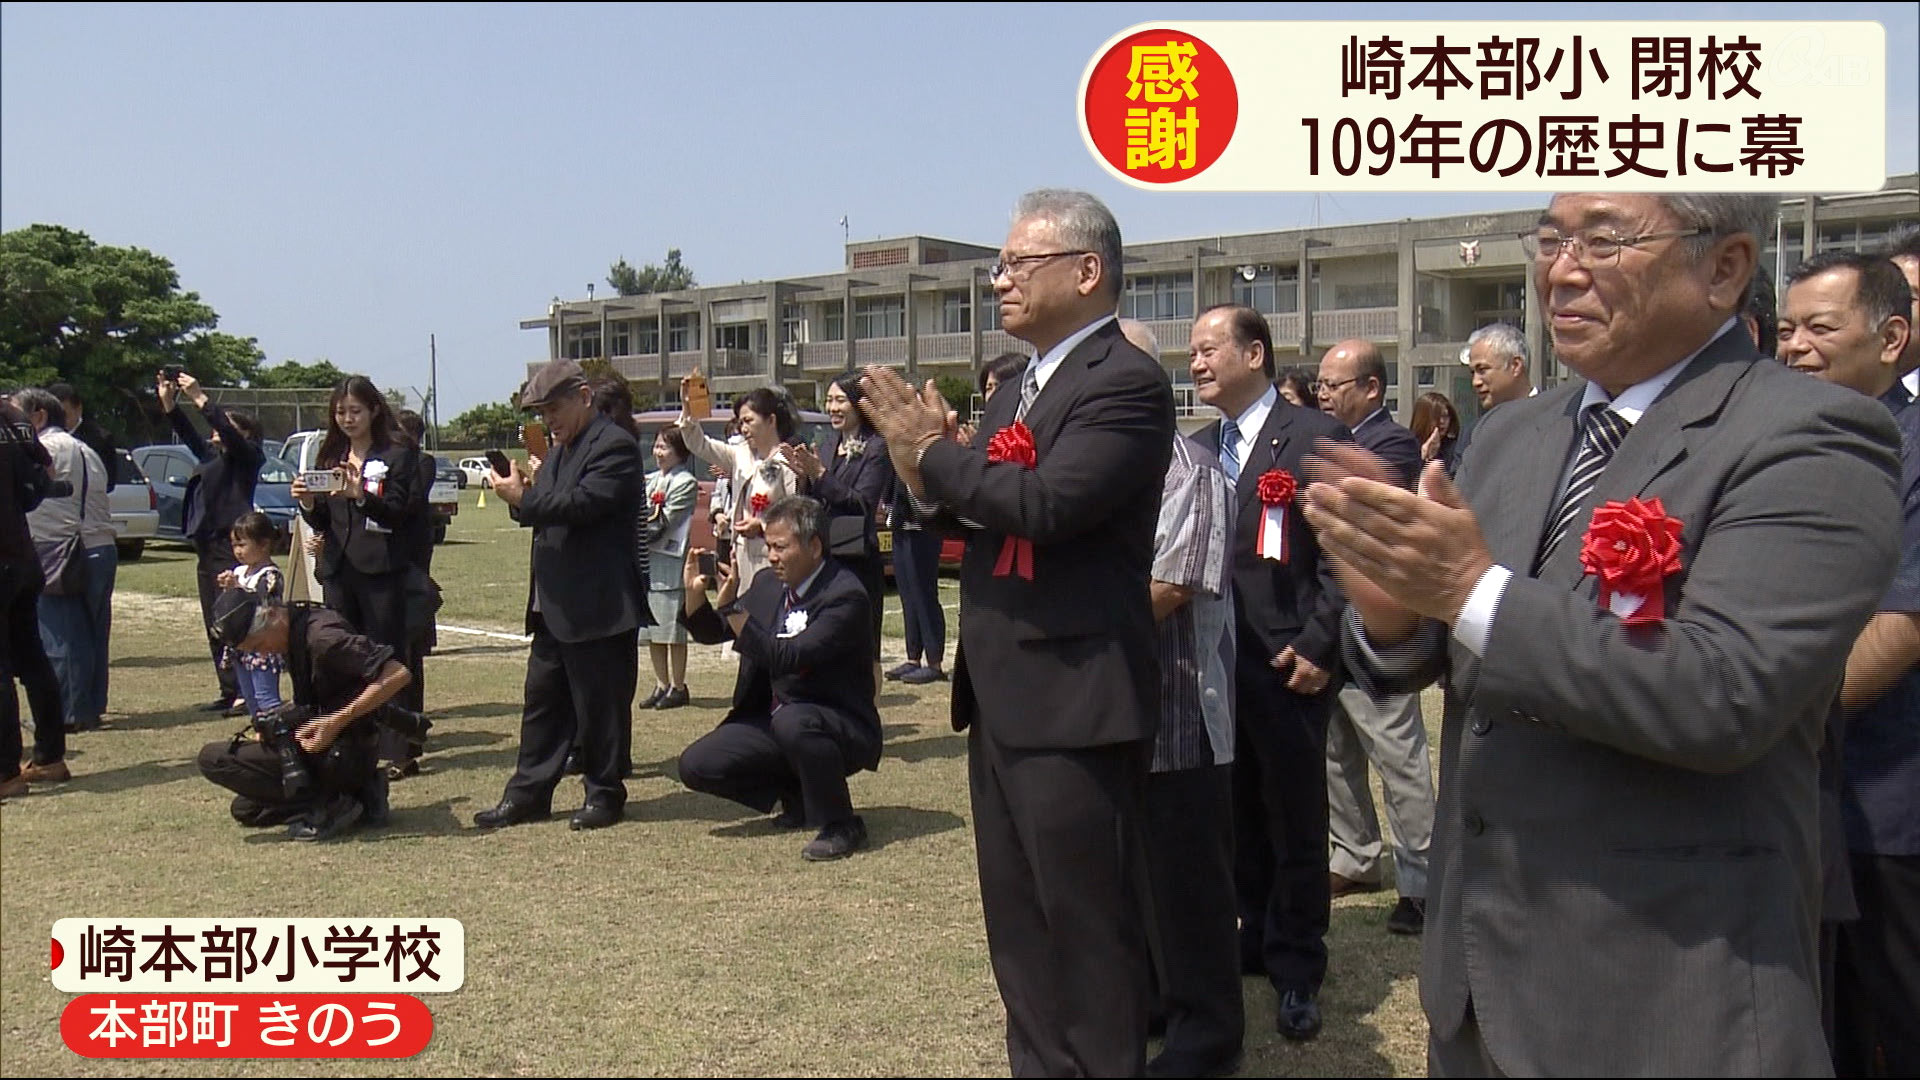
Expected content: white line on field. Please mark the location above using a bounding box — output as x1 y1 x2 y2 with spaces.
439 624 533 643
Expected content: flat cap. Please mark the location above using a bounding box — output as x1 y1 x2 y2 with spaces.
210 588 271 647
520 357 587 407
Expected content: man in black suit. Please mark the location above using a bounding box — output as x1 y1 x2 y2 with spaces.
676 495 881 860
159 371 263 714
1188 303 1350 1040
861 188 1175 1076
1315 339 1437 938
475 358 643 832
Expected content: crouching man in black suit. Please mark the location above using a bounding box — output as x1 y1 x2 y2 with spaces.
677 495 882 861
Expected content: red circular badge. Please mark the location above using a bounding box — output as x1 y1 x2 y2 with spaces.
1084 29 1238 184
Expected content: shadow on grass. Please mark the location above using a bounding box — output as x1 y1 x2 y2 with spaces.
422 701 523 722
418 729 508 751
38 757 203 796
702 804 965 848
629 787 759 824
113 654 212 669
103 708 224 732
430 641 530 657
885 733 968 763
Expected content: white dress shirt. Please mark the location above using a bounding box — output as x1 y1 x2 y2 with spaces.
1029 314 1116 396
1221 385 1278 473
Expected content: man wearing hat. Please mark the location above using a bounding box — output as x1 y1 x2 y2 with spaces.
473 358 645 831
195 589 414 841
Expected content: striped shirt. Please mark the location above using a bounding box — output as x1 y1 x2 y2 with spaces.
1151 434 1236 773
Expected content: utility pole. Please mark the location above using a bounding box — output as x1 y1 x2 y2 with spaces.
429 333 440 450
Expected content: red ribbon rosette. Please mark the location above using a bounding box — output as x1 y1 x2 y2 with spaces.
1254 468 1297 563
649 490 665 506
1579 497 1684 627
985 422 1038 580
749 492 770 516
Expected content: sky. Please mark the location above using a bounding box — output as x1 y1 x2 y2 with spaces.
4 2 1915 418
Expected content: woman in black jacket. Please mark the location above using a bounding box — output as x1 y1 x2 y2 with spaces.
291 376 427 777
777 372 894 674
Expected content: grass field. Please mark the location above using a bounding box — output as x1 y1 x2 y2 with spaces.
1 488 1433 1076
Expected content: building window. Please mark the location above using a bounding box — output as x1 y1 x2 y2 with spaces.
1334 281 1398 309
610 324 631 357
1230 267 1299 314
1122 273 1194 321
822 302 844 342
715 324 753 352
942 291 971 334
566 330 601 360
637 321 660 355
978 287 1000 330
668 314 696 352
854 295 905 338
780 304 804 346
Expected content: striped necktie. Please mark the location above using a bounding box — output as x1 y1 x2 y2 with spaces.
1535 403 1632 569
1015 363 1040 423
1219 417 1242 484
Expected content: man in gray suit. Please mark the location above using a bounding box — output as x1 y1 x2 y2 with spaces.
1303 192 1902 1076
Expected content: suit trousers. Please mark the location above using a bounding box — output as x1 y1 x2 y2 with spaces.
969 724 1152 1077
504 620 635 810
893 528 944 665
196 728 378 824
1233 649 1332 993
1144 764 1244 1066
323 564 416 763
194 535 239 700
2 560 65 776
677 705 864 826
1834 852 1920 1076
1325 684 1434 897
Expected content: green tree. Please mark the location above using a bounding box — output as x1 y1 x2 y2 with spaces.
608 248 696 296
251 358 352 388
0 224 262 438
934 375 976 417
446 401 521 447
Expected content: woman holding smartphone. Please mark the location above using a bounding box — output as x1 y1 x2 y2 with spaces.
291 375 427 778
675 381 799 587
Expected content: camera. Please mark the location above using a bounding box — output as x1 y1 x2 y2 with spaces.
160 366 186 385
45 480 74 498
253 703 317 800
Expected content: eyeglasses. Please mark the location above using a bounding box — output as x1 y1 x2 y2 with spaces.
1314 377 1360 394
988 250 1093 281
1519 227 1706 267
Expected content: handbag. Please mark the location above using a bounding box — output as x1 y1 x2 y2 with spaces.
34 448 91 597
827 513 872 560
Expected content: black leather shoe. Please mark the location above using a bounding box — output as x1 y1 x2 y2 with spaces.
474 799 550 829
653 686 690 710
1275 989 1322 1041
1387 895 1426 936
801 815 868 861
570 801 622 831
638 685 668 709
288 795 363 842
772 795 807 830
563 749 583 775
1147 1047 1244 1079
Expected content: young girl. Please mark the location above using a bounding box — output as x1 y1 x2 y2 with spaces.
216 512 286 718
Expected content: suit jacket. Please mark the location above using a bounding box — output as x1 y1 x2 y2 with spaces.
814 430 895 559
512 412 644 643
170 401 261 541
1344 329 1902 1076
402 451 437 572
645 466 700 586
301 441 426 579
682 558 882 770
1350 408 1421 489
918 318 1175 750
1193 399 1351 674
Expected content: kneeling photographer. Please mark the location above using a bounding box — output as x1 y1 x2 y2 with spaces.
195 589 420 840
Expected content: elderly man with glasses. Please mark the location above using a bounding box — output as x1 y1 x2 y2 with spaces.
1305 193 1901 1077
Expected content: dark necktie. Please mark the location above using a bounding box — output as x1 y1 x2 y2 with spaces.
1015 363 1040 423
1536 403 1632 569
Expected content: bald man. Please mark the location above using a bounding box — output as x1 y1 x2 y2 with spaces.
1314 340 1435 936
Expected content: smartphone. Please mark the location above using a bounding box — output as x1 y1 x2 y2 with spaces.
522 421 549 461
160 365 186 384
299 470 343 493
685 372 711 420
484 449 513 476
697 551 718 588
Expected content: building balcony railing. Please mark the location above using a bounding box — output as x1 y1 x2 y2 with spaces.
851 338 907 367
796 341 847 372
920 331 975 363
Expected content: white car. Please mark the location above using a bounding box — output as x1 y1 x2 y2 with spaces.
457 456 494 489
109 449 159 560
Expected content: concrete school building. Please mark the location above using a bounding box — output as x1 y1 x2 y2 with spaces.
522 175 1917 425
